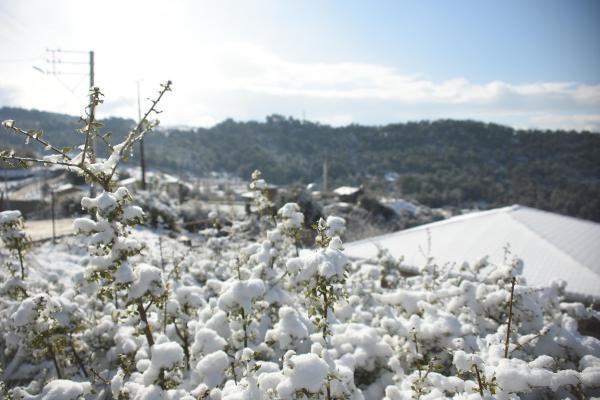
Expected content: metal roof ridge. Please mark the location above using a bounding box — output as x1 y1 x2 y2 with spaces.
346 205 518 247
506 211 597 282
507 205 600 227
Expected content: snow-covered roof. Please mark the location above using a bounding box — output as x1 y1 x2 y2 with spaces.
382 198 419 215
118 177 138 186
53 183 81 194
333 186 361 196
344 205 600 299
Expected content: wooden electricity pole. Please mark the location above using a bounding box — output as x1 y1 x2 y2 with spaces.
35 49 96 195
323 160 328 193
89 50 96 196
137 80 147 190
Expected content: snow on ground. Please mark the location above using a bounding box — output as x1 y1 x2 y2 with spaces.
25 227 178 288
25 218 74 242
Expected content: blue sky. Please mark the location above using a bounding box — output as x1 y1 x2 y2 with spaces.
0 0 599 130
313 0 600 84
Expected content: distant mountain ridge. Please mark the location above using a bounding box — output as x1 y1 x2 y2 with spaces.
2 107 599 222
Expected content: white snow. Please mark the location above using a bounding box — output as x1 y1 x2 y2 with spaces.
195 350 230 388
11 295 41 327
128 263 165 300
191 328 227 355
325 216 346 237
0 210 22 224
13 380 91 400
286 238 348 282
276 353 329 398
217 279 266 314
142 341 184 385
265 306 309 349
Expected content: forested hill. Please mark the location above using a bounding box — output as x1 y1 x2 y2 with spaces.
2 107 600 222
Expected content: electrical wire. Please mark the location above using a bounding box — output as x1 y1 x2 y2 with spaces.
0 55 44 63
0 4 47 49
54 73 87 97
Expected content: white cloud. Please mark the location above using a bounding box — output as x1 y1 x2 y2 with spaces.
0 85 19 105
2 39 599 132
527 114 600 132
318 114 355 127
203 43 600 108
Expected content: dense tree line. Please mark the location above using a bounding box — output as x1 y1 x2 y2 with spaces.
2 107 599 221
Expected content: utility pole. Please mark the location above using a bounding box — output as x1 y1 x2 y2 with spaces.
89 50 96 197
2 169 7 210
137 80 146 190
323 160 328 193
89 51 95 162
51 190 56 245
33 48 96 195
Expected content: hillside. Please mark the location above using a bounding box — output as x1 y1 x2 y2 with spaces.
2 107 600 222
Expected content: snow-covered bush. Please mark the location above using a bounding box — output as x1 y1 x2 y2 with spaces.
0 290 88 392
12 379 91 400
249 169 275 218
0 210 31 286
287 218 348 341
278 203 304 239
75 188 145 299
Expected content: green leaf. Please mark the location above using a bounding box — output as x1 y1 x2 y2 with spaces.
62 146 73 153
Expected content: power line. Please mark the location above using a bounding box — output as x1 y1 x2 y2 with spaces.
0 5 46 49
0 55 43 63
33 49 91 76
33 47 97 196
54 73 88 97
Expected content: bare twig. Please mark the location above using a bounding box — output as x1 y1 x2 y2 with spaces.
2 82 171 193
268 271 288 291
106 80 172 183
69 336 89 378
47 342 63 379
144 299 154 313
1 123 73 160
137 299 155 348
0 154 77 168
173 322 190 371
81 87 102 167
89 367 110 385
17 247 24 280
472 364 484 397
504 276 516 358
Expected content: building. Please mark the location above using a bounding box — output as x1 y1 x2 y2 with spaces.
344 205 600 300
333 186 363 203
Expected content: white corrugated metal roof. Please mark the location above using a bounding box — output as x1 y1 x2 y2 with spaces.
344 205 600 299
